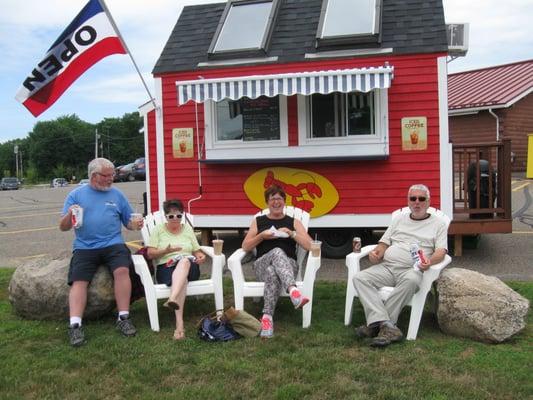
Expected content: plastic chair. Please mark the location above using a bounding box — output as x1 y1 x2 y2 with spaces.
344 207 452 340
227 206 321 328
132 211 225 332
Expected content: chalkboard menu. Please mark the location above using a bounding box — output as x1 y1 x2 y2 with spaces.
241 97 280 141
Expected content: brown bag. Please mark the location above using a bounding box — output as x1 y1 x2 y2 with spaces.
223 307 261 338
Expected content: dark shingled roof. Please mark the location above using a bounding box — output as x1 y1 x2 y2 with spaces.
153 0 448 75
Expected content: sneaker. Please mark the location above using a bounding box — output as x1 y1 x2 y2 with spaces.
355 324 380 339
260 316 274 339
68 323 86 347
116 315 137 337
370 322 403 348
290 289 309 309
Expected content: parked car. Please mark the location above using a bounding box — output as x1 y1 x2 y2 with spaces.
115 163 135 182
0 177 19 190
78 179 90 186
50 178 69 188
132 157 146 180
113 165 124 182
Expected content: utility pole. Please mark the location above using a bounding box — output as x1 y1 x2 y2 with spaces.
95 129 100 158
14 145 18 179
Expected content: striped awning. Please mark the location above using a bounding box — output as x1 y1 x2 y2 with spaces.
176 65 394 105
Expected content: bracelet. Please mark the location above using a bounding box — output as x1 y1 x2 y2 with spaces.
290 230 297 239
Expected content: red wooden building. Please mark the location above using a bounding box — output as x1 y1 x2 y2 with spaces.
140 0 452 256
448 59 533 172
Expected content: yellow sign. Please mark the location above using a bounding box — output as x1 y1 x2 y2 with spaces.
172 128 194 158
527 134 533 179
243 167 339 217
401 117 427 151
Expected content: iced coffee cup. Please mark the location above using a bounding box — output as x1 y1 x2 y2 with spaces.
212 239 224 255
310 240 321 257
130 213 143 229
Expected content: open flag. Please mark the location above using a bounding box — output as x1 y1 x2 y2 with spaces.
15 0 127 117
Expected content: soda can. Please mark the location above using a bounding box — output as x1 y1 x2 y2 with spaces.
353 237 362 253
71 207 83 229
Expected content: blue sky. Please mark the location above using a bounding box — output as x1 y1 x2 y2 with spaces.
1 0 532 144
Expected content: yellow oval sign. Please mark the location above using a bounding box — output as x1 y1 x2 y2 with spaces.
243 167 339 218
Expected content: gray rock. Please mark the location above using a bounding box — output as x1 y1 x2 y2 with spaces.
8 257 116 320
437 268 529 343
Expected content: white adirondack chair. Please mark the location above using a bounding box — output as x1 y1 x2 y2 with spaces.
227 206 321 328
344 207 452 340
132 211 225 332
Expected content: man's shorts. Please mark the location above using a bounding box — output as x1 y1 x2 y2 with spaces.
68 244 132 285
156 262 200 286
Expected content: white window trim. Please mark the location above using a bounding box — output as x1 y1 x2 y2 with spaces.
297 90 389 157
204 96 288 159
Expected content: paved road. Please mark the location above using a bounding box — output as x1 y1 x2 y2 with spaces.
1 178 531 281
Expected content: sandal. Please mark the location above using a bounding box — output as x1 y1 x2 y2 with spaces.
173 329 185 340
163 298 180 310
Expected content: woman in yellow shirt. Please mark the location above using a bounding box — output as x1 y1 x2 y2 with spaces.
147 199 206 340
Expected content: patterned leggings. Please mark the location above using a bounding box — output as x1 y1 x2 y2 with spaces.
253 247 298 316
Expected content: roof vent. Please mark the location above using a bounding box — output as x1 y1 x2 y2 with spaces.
446 23 469 57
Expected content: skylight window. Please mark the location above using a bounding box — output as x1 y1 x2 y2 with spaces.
210 0 278 55
317 0 381 45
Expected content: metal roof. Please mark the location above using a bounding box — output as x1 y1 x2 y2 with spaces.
448 59 533 112
153 0 448 75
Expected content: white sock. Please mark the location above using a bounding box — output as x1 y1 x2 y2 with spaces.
118 311 129 320
70 316 82 326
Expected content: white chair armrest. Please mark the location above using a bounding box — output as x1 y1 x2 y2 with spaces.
132 254 154 288
199 245 215 259
301 252 321 294
345 244 376 277
418 254 452 293
227 248 249 284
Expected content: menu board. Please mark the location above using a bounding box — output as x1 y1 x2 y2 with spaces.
241 97 280 141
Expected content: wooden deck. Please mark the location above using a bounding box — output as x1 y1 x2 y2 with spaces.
449 139 512 255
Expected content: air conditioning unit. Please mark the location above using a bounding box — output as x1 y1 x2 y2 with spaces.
446 23 469 56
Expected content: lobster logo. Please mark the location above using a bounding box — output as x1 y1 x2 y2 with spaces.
244 167 339 217
263 171 322 212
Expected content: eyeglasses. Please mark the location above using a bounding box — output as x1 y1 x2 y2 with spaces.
409 196 427 202
166 213 183 220
268 197 285 202
96 172 115 179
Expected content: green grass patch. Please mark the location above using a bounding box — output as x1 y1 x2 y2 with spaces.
0 269 531 399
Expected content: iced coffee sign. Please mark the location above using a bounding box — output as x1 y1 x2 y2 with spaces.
172 128 194 158
401 117 427 151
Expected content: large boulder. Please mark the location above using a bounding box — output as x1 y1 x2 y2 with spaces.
437 268 529 343
8 257 116 320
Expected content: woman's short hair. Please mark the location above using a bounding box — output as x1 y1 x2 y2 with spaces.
88 158 114 178
264 185 286 203
163 199 184 214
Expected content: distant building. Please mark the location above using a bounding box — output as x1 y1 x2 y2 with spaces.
448 59 533 172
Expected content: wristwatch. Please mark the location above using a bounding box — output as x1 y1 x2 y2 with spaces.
290 230 297 239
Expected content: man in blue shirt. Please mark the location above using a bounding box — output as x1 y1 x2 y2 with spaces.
60 158 143 347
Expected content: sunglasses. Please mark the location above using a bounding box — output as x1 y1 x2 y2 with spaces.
166 213 183 220
409 196 427 202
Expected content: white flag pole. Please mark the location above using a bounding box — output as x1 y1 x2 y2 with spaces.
97 0 158 111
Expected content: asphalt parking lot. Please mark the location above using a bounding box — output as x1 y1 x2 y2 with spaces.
0 178 532 281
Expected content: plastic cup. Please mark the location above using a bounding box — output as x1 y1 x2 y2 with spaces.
310 240 321 257
212 239 224 255
130 213 143 222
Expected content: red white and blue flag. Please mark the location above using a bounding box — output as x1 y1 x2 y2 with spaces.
15 0 127 117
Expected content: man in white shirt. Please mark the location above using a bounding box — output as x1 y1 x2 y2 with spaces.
352 184 448 347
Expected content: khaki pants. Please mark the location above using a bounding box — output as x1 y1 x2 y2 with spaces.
352 263 423 326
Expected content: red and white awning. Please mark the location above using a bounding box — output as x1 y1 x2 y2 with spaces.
176 65 394 105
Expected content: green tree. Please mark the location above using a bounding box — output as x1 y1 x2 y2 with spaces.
97 112 143 167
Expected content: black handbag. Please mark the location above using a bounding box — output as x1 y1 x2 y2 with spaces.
197 311 241 342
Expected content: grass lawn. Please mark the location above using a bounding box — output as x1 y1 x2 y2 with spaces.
0 268 531 400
